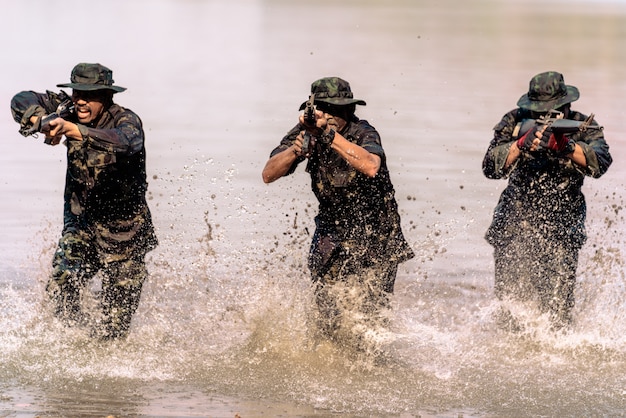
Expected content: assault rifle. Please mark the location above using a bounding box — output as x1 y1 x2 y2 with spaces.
22 97 75 144
301 93 316 155
514 109 602 140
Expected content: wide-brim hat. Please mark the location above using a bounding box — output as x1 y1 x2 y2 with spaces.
57 63 126 92
517 71 578 112
299 77 366 110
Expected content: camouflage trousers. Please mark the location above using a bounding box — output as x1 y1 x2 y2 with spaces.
47 230 148 339
493 235 579 329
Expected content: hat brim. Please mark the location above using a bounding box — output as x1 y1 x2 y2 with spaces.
517 85 579 112
57 83 126 92
299 97 366 111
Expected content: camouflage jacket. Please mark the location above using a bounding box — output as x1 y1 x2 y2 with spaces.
271 118 414 265
482 108 612 248
11 90 157 259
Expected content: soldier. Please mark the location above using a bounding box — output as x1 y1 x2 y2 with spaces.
482 71 612 329
262 77 414 339
11 63 158 339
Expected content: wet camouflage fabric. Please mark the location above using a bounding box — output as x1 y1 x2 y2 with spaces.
11 89 157 338
483 107 611 247
271 117 414 291
482 107 612 326
47 230 147 338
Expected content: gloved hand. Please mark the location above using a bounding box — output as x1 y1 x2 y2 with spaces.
546 132 576 156
516 125 550 152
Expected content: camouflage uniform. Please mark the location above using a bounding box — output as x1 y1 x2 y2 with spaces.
482 72 612 327
269 78 414 335
11 63 157 339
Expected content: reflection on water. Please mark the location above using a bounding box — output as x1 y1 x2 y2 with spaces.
1 0 626 416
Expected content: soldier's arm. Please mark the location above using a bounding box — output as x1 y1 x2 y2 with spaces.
262 126 305 183
327 130 381 178
262 138 302 183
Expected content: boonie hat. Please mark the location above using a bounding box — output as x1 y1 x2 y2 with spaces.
517 71 578 112
57 63 126 92
299 77 366 110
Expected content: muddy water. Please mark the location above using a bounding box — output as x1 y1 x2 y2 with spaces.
1 0 626 416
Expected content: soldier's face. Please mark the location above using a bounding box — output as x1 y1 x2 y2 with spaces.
72 90 107 124
317 103 352 132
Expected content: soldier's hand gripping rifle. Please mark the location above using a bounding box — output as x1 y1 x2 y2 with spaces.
515 109 602 139
513 109 602 155
301 93 316 155
22 97 75 145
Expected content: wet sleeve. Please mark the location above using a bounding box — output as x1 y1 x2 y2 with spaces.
78 108 145 156
10 90 62 135
348 122 385 168
482 140 515 179
360 130 384 159
482 111 518 179
559 111 611 178
269 124 305 175
573 126 612 178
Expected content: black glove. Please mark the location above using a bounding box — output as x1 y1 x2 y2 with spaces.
516 125 550 152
